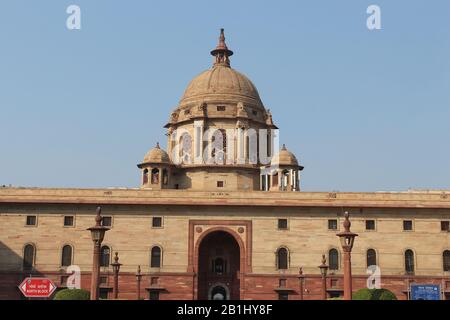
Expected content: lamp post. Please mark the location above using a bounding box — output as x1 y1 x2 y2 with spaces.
337 211 358 300
298 267 305 300
318 255 329 300
87 207 109 300
111 252 122 299
136 265 142 300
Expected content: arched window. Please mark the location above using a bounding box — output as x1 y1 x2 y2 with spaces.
405 249 415 274
329 248 339 270
151 168 159 184
211 129 226 163
367 249 377 267
100 246 110 267
213 257 226 275
179 133 192 164
143 169 148 185
443 250 450 272
277 247 288 270
23 244 35 270
61 245 73 267
151 246 161 268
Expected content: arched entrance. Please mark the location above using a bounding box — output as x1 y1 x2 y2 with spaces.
197 231 241 300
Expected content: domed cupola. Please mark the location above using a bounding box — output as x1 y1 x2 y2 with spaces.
260 144 304 192
165 29 272 129
142 142 171 165
137 30 300 192
137 143 173 189
271 144 300 167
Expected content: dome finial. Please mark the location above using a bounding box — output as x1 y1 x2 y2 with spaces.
282 144 287 150
156 142 160 149
211 28 233 67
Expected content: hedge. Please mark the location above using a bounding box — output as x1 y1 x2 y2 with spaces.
371 288 397 300
352 288 373 300
352 288 397 300
53 289 90 300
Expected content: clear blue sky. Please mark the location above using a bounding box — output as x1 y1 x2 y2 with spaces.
1 1 449 192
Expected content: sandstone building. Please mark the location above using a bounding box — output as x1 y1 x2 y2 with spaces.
0 30 449 300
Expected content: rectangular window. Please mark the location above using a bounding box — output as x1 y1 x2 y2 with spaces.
403 220 413 231
365 220 376 230
26 215 37 226
278 219 288 230
149 291 160 300
328 219 337 230
278 293 289 300
152 217 163 228
64 216 74 227
329 292 342 299
99 288 109 300
217 105 226 111
217 181 224 188
441 221 450 232
331 279 339 288
102 216 112 227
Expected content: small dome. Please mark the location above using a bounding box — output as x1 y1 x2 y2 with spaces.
143 143 171 164
271 144 299 167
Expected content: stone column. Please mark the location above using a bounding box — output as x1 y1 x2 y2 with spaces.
236 127 245 165
194 120 204 164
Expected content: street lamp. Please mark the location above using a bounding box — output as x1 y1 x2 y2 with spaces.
87 207 110 300
111 252 122 299
318 255 329 300
298 267 305 300
136 265 142 300
337 211 358 300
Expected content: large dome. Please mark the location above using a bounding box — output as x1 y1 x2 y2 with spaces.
179 65 263 107
177 29 264 110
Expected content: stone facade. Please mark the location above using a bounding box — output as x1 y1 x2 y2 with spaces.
0 188 449 299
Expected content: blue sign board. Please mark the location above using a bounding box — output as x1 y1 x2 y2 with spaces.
410 284 441 300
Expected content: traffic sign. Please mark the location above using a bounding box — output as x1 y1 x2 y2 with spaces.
19 277 57 298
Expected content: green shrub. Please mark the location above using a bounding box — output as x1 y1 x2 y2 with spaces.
371 288 397 300
53 288 90 300
352 288 373 300
352 288 397 300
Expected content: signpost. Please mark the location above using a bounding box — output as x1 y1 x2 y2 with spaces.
19 277 57 299
410 284 441 300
